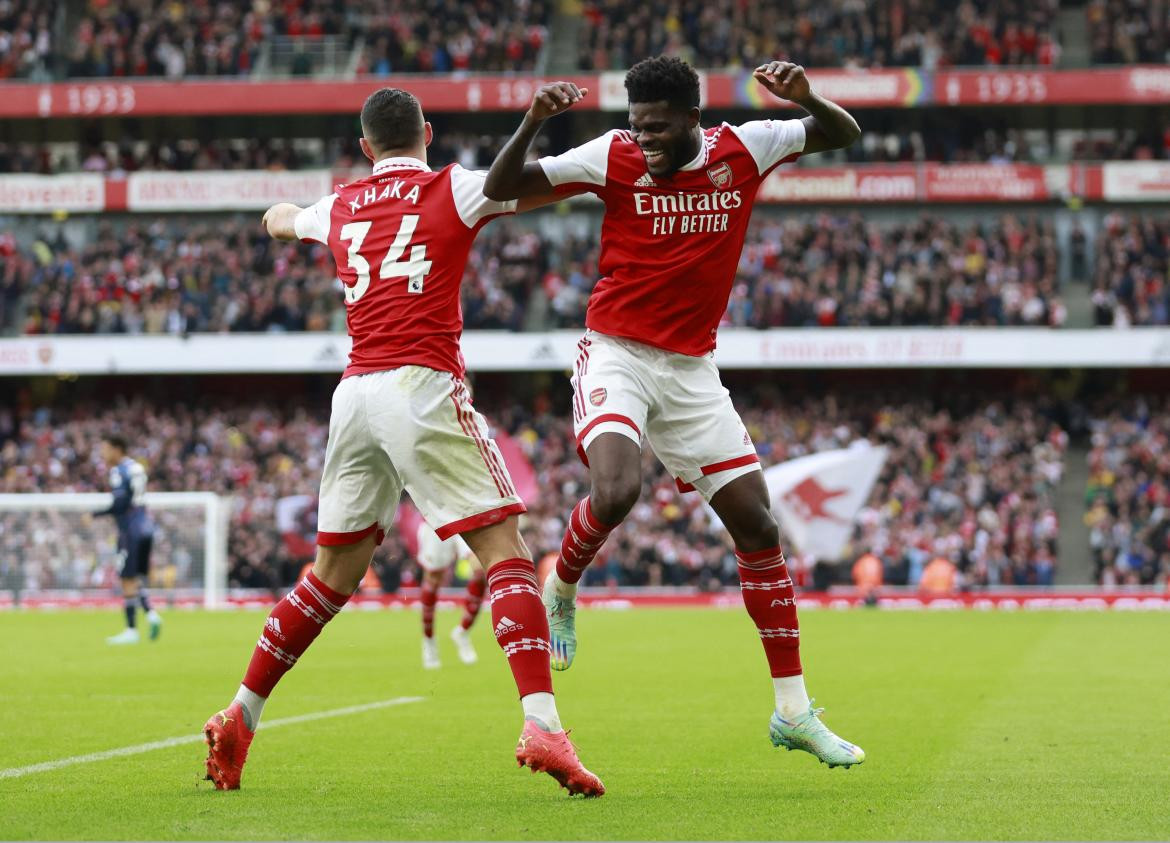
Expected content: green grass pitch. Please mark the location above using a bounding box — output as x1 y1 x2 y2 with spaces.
1 606 1166 840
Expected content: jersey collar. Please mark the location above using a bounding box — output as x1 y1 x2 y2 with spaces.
372 156 431 175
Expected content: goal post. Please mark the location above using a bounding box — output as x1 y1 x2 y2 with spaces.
0 492 231 609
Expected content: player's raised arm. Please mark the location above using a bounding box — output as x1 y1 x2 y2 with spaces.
261 202 304 241
484 82 588 200
753 61 861 155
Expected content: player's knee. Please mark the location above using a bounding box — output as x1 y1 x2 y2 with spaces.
590 474 640 525
731 508 781 553
313 535 377 595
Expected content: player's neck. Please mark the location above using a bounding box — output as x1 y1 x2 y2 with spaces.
373 149 428 169
681 128 703 163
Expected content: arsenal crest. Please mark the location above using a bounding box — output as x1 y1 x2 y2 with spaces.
589 387 607 406
706 162 733 190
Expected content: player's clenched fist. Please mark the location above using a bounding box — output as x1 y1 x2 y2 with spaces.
527 82 588 122
753 61 812 104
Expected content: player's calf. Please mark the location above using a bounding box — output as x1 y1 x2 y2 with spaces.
484 555 604 795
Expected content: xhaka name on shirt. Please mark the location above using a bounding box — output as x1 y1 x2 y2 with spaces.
348 179 422 213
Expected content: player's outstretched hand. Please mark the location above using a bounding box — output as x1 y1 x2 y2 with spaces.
528 82 588 122
753 61 812 104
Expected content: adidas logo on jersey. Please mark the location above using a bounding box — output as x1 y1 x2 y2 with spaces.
634 172 656 187
266 616 285 640
494 616 523 638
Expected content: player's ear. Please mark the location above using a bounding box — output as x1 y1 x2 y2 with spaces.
423 122 433 148
359 137 375 162
687 107 701 128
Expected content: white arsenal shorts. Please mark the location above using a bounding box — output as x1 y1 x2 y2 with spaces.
417 522 474 572
570 330 760 501
317 367 525 547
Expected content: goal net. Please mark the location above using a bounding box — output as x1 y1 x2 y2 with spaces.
0 492 231 609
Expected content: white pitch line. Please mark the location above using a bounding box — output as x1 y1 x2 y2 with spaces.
0 696 425 781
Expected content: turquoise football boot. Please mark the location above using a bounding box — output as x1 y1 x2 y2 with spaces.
541 577 577 671
770 701 866 768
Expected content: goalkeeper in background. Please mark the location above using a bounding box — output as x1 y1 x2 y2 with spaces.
96 434 161 644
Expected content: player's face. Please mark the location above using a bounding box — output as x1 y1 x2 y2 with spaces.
100 442 116 466
628 101 701 177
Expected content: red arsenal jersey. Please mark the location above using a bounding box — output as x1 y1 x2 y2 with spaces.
295 157 517 378
539 120 805 355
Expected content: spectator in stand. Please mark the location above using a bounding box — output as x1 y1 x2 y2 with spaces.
1084 396 1170 586
1092 212 1170 327
0 0 56 79
1087 0 1168 65
577 0 1059 71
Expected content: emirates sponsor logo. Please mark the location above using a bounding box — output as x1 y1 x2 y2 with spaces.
590 387 607 406
494 616 523 638
633 189 742 215
706 161 733 189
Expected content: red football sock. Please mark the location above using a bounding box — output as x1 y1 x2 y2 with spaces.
242 571 350 698
487 558 553 697
736 546 802 678
460 570 486 631
420 580 438 639
556 497 616 585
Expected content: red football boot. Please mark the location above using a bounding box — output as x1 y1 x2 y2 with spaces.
515 719 605 797
203 701 255 790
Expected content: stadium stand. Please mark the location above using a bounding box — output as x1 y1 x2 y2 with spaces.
0 386 1066 592
576 0 1062 71
64 0 550 78
727 214 1063 328
1090 212 1170 327
1085 396 1170 586
1086 0 1169 65
0 0 56 79
5 125 1165 176
1 211 1070 336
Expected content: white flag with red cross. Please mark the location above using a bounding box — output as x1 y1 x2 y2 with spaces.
763 442 888 560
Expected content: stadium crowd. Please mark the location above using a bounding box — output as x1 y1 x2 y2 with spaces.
63 0 548 78
0 0 56 79
727 214 1063 328
1086 0 1168 65
0 384 1068 595
1 212 1068 337
576 0 1061 71
1084 396 1170 586
0 130 542 176
5 125 1167 177
1090 212 1170 327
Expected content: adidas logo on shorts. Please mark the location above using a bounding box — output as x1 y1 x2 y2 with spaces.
494 616 523 638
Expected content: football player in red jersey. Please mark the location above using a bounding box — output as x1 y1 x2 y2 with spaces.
201 88 603 796
485 57 867 768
